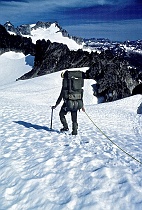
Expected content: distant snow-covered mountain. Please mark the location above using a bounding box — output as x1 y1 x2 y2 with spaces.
84 38 142 55
3 21 142 55
4 21 84 51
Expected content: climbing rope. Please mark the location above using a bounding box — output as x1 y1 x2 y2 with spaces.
85 111 142 165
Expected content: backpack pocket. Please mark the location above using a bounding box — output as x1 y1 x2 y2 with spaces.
66 99 83 111
71 78 84 90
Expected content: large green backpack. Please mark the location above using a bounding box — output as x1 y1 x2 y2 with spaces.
62 70 84 111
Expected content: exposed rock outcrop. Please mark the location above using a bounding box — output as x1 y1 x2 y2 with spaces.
0 24 35 55
17 39 142 102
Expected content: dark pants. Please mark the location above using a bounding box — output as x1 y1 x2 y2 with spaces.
59 103 77 130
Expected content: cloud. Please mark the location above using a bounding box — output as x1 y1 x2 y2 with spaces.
0 0 141 42
0 0 26 1
0 0 135 8
0 0 137 13
0 0 28 3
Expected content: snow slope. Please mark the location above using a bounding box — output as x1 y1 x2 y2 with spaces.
0 52 142 210
0 51 34 86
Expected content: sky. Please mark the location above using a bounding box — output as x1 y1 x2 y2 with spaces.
0 0 142 41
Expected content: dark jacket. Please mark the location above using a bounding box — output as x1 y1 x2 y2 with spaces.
55 87 64 106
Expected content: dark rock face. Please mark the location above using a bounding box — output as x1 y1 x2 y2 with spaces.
17 39 93 80
132 83 142 95
86 51 132 101
18 24 31 35
33 21 52 29
17 39 141 102
0 24 35 55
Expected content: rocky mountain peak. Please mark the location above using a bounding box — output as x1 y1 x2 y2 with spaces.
3 21 83 45
4 21 17 34
18 24 31 35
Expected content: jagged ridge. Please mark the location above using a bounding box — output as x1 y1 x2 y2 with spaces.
0 22 142 102
4 21 83 45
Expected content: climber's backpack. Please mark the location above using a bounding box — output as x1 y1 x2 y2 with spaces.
62 70 84 111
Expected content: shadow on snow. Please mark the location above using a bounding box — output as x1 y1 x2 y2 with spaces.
13 121 59 133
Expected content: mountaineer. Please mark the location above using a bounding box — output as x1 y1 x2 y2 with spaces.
52 70 86 135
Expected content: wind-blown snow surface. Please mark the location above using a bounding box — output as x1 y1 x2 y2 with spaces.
0 52 142 210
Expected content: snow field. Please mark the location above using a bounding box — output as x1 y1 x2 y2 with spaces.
0 51 142 210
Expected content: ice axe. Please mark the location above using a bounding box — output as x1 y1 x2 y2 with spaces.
50 106 54 130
